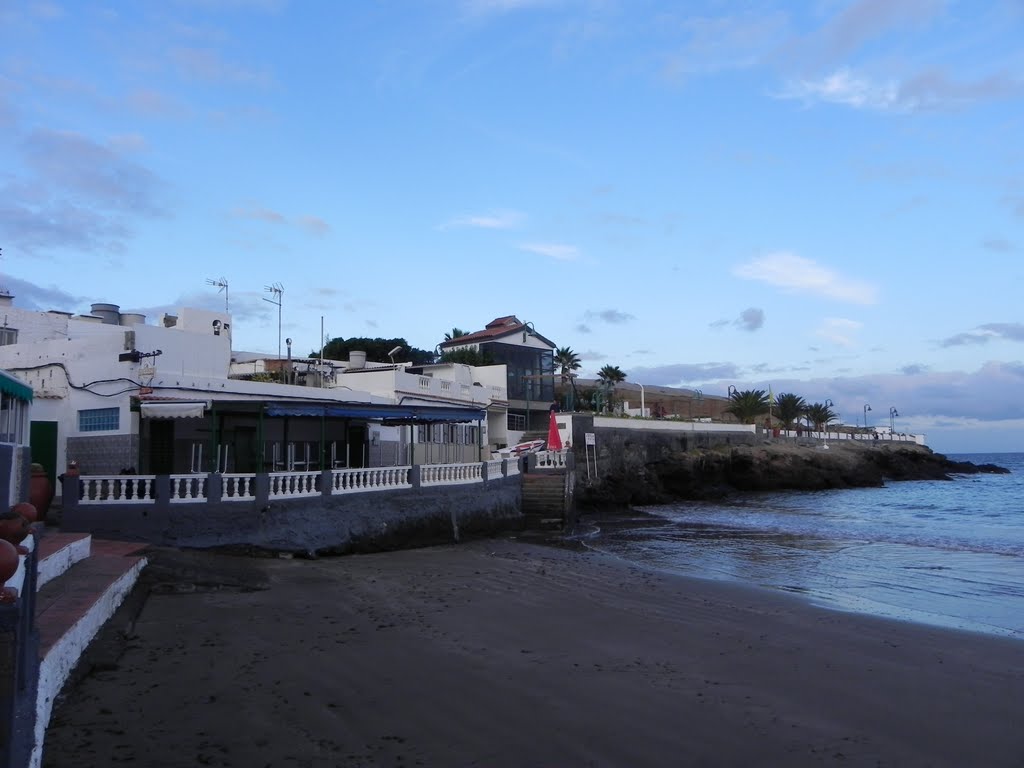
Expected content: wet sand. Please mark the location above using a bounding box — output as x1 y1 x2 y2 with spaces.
44 539 1024 767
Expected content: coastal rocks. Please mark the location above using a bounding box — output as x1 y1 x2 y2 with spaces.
577 441 1008 510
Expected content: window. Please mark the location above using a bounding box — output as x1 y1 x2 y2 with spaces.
79 407 120 432
0 328 17 346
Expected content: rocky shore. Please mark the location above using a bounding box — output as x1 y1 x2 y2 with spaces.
578 440 1009 509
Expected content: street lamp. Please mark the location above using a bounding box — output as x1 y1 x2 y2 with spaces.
863 403 872 429
889 406 899 434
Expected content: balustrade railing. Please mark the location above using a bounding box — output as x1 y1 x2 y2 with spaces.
534 449 568 469
506 459 521 477
222 473 256 501
486 459 505 478
169 474 207 502
421 462 483 486
331 466 412 494
269 471 321 499
80 475 156 504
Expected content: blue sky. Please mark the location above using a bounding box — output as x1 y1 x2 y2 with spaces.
2 0 1023 453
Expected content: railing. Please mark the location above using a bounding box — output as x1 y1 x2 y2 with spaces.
222 473 256 501
421 462 483 486
169 474 208 502
506 460 521 477
269 470 320 499
331 466 412 494
486 459 505 478
80 475 156 504
535 449 568 469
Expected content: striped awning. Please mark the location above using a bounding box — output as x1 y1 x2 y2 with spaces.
0 370 33 402
140 401 209 419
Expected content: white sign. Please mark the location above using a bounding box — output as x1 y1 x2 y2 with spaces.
585 432 596 446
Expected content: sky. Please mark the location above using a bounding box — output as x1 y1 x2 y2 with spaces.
1 0 1023 454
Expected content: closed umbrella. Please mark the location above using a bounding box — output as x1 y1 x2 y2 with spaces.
547 410 563 451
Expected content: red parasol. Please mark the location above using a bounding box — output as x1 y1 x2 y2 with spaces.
546 410 563 451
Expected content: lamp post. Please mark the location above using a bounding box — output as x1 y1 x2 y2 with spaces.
889 407 899 434
863 403 872 430
263 283 283 361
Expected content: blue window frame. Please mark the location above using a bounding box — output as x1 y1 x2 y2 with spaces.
78 407 120 432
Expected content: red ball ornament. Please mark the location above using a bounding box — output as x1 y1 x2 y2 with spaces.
0 539 19 584
11 502 38 524
0 512 29 546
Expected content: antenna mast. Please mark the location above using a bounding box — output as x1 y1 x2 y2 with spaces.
205 277 229 312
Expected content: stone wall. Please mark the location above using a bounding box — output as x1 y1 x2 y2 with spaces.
61 474 522 555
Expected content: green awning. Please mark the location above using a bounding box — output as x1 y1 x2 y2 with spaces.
0 371 32 402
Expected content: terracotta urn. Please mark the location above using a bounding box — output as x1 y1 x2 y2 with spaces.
12 502 38 525
29 463 53 524
0 538 19 585
0 511 30 547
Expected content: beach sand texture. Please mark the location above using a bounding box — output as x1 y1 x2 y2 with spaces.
43 540 1024 767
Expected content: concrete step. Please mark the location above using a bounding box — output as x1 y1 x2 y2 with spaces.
36 532 92 590
33 539 148 768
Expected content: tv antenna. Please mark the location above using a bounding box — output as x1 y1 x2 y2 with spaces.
263 282 284 360
205 277 229 312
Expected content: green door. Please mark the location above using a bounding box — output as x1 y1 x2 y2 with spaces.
30 421 59 487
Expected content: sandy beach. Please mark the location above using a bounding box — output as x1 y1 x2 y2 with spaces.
43 538 1024 767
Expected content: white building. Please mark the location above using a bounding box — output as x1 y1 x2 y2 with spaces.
0 295 508 496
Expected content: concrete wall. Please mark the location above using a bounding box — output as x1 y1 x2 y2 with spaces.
61 475 522 555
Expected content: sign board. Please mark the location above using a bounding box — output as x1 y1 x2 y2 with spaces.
585 432 596 446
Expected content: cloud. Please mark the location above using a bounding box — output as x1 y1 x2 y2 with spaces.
585 309 634 325
661 10 790 80
813 0 944 61
0 129 164 255
710 307 766 332
575 323 591 334
170 47 271 86
627 362 742 387
124 88 192 118
461 0 558 15
0 275 81 311
519 242 579 260
940 323 1024 347
982 238 1016 252
439 209 524 230
734 252 878 304
777 67 1023 113
902 363 929 375
815 317 864 348
296 215 330 236
231 205 330 235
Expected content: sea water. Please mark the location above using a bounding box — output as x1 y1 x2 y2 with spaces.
586 453 1024 639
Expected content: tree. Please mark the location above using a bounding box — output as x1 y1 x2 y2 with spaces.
314 337 435 365
725 389 771 424
444 327 467 341
439 347 494 366
596 365 627 413
774 392 807 430
553 346 581 382
804 402 838 431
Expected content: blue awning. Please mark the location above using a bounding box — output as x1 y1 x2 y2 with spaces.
264 402 485 423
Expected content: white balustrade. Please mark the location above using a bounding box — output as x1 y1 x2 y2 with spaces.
486 459 505 478
169 474 208 503
222 473 256 501
421 462 482 486
268 471 321 499
534 450 568 469
79 475 156 504
506 459 521 477
331 466 412 494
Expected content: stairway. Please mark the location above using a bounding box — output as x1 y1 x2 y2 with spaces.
29 532 148 768
521 473 568 529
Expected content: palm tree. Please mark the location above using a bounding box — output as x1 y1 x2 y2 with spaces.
444 327 467 341
725 389 771 424
804 402 838 431
553 346 581 382
774 392 807 430
597 364 626 413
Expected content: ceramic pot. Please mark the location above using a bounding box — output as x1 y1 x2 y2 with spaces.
12 502 38 524
0 511 30 546
0 539 19 584
29 463 53 524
